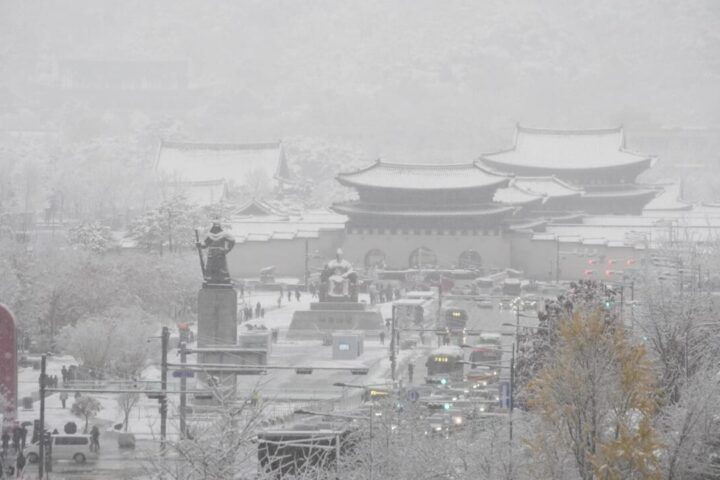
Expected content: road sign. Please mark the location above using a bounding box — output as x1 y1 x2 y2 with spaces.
406 389 420 403
499 381 510 408
172 370 195 378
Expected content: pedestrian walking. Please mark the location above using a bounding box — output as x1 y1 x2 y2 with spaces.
295 288 301 302
408 363 414 384
61 366 68 386
379 331 385 345
11 428 19 454
287 289 292 302
1 430 9 452
260 308 265 318
60 391 68 409
15 450 24 478
255 302 261 318
90 425 100 453
19 427 25 451
277 293 282 308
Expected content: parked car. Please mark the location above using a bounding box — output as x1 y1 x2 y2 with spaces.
26 434 98 464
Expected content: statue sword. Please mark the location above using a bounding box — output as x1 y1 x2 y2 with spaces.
194 229 206 277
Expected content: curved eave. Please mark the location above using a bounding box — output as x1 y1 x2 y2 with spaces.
582 188 658 200
480 156 653 174
331 203 515 218
336 175 510 192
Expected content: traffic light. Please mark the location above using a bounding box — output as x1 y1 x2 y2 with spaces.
626 258 636 266
440 378 448 386
603 300 614 311
443 402 451 411
583 269 594 276
587 259 597 266
158 395 168 416
607 259 616 266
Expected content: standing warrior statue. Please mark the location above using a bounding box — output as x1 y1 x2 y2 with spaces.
196 222 235 285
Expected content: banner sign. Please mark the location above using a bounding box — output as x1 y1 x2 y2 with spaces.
0 304 17 427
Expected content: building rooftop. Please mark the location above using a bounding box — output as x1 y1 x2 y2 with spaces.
228 209 347 243
513 176 583 198
481 125 653 172
156 140 291 188
337 160 509 191
164 180 227 206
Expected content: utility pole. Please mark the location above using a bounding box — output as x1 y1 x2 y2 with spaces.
555 238 561 283
39 354 46 480
304 238 309 290
179 341 187 438
160 326 169 450
390 305 397 383
509 343 515 478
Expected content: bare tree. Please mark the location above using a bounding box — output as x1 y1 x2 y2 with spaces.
116 392 141 433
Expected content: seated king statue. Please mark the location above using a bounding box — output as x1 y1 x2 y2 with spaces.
320 249 358 302
196 222 235 285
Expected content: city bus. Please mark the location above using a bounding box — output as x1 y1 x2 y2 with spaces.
425 346 465 385
466 333 503 384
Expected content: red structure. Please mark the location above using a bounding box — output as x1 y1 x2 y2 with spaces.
0 304 17 427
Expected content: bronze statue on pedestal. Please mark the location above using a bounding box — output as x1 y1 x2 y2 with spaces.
195 222 235 286
319 249 358 302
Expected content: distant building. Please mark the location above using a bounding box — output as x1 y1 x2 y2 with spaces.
155 140 293 205
481 126 659 214
331 160 515 271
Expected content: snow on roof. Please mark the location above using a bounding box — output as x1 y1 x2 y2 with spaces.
156 140 290 187
643 184 693 211
481 126 653 171
512 176 583 198
337 160 509 190
493 185 543 205
167 180 226 206
228 209 346 243
431 346 465 357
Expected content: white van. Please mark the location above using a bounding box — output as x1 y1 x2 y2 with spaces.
25 434 98 464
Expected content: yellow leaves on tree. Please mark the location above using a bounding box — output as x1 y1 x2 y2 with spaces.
527 307 662 480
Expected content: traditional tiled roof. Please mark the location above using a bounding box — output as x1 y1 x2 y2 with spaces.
643 184 693 211
512 176 583 198
331 201 515 218
481 125 654 172
165 180 226 206
156 140 291 187
228 209 347 243
493 186 544 206
337 160 509 191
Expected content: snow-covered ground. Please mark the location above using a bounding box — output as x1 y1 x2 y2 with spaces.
12 291 401 442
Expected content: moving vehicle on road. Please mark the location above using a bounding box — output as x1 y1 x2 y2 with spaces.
425 346 465 385
26 434 98 464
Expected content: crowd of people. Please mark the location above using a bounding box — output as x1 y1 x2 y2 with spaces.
0 424 28 478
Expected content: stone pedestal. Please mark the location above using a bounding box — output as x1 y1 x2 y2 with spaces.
197 286 238 394
287 302 383 340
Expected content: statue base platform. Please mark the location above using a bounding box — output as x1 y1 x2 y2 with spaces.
287 302 383 340
197 286 238 394
310 302 365 311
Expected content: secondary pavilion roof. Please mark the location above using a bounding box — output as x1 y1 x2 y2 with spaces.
494 176 582 206
336 160 509 191
481 126 654 173
156 139 292 187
